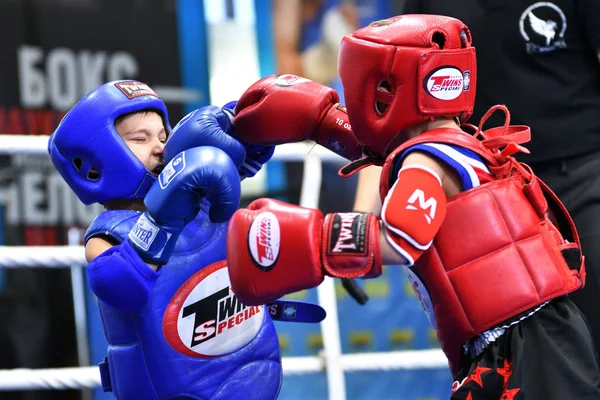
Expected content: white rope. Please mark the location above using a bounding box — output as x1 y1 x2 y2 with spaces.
0 134 50 155
0 352 448 391
0 246 86 267
0 367 101 390
341 349 448 371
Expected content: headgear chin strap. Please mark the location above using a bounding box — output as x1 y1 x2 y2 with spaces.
48 80 171 205
338 14 477 158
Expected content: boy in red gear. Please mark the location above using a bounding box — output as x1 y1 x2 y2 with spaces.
225 15 600 399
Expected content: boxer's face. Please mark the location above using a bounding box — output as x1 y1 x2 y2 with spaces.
116 111 166 176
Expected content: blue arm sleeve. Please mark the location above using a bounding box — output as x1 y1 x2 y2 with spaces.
87 240 159 312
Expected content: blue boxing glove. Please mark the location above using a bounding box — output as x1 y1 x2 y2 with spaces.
167 103 275 180
128 146 241 265
238 142 275 179
165 106 246 167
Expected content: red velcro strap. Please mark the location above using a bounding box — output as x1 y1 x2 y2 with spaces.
321 212 381 279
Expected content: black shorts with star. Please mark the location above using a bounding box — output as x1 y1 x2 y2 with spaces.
450 296 600 399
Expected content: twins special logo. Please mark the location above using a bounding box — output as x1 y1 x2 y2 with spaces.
425 67 467 101
519 2 567 54
329 213 367 254
159 153 185 189
274 74 312 87
163 261 264 357
114 81 159 99
248 212 281 271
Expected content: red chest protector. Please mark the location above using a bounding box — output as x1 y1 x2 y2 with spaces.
378 108 585 375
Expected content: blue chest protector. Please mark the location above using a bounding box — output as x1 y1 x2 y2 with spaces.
85 202 282 400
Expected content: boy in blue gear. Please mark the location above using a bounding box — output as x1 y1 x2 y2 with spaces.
48 80 299 400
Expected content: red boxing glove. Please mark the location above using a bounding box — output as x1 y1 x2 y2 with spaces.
233 74 363 161
226 198 382 306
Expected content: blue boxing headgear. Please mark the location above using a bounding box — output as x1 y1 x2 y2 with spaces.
48 80 171 205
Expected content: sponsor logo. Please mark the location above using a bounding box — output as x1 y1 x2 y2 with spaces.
406 189 437 224
425 67 464 100
163 261 264 357
327 138 346 154
159 153 185 189
115 81 159 99
404 267 436 328
128 213 159 251
519 2 567 53
328 213 367 254
274 74 312 87
248 212 281 271
268 302 297 320
283 304 297 319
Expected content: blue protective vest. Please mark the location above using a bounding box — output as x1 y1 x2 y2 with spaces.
85 201 282 400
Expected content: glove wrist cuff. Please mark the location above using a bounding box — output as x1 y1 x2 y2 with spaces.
321 212 382 279
128 212 182 265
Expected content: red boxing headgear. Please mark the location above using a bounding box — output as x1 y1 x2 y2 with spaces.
338 14 477 158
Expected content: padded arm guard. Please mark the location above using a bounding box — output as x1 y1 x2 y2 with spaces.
87 240 159 311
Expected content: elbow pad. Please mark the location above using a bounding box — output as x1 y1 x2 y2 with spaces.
381 165 447 266
87 240 159 311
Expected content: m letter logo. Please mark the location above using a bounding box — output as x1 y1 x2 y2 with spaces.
406 189 437 224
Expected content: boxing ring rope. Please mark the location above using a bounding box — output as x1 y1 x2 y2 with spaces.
0 134 449 396
0 350 449 391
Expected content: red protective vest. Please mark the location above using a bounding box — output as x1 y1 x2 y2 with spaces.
378 121 585 375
